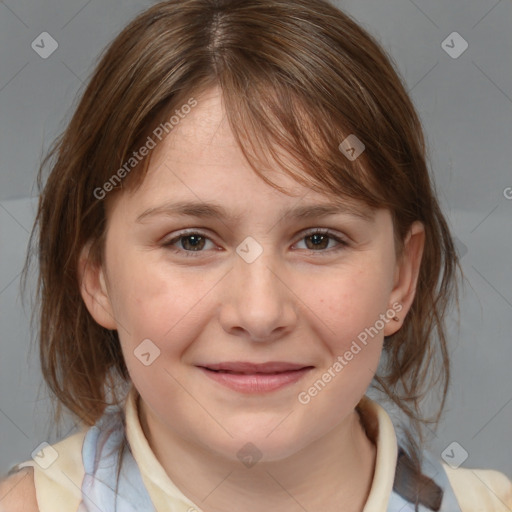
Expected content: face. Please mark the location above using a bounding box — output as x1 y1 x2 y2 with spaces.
80 86 424 463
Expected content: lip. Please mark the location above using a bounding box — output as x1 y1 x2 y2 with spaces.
197 361 314 394
202 361 309 373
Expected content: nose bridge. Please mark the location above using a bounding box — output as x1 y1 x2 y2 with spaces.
220 237 296 340
236 238 283 304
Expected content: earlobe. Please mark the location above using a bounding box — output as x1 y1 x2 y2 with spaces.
384 221 425 336
78 243 118 330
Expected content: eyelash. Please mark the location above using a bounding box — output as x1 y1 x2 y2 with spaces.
161 228 348 258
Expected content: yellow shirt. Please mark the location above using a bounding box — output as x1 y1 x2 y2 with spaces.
11 387 512 511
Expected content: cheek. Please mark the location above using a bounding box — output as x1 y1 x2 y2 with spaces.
294 270 388 424
106 250 213 350
310 266 393 346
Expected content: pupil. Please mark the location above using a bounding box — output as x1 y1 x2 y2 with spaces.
309 234 328 249
181 234 329 251
184 235 204 250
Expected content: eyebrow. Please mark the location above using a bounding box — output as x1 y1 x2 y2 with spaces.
135 199 376 224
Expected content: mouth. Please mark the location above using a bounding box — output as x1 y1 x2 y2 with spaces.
197 362 314 393
199 361 312 373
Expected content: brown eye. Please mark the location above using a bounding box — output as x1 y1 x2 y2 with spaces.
305 233 330 250
162 231 215 257
296 229 348 253
178 234 206 251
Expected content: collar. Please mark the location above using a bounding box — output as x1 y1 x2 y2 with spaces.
125 386 398 512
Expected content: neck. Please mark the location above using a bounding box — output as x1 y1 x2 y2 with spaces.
138 397 376 512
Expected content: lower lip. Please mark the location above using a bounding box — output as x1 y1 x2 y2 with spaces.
198 367 313 393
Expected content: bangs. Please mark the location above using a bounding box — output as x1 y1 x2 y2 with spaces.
118 75 389 218
220 74 388 209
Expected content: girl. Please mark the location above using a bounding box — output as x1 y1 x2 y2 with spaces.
1 0 511 511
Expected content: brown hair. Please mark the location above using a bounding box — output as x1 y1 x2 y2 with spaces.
22 0 462 507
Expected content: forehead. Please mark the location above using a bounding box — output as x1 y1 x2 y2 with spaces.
114 86 378 224
135 89 299 195
153 88 252 169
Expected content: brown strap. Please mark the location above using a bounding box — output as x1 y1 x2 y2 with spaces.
393 447 443 511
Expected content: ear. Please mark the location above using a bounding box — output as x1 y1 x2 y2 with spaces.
78 242 117 330
384 221 425 336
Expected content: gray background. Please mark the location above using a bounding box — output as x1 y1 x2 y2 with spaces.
1 0 511 483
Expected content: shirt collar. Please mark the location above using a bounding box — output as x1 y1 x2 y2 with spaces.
125 385 398 512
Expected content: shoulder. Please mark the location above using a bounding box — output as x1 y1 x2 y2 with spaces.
443 463 512 511
0 429 88 512
0 467 39 512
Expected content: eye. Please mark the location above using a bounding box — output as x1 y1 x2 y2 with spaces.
162 228 348 258
294 228 348 253
162 230 216 257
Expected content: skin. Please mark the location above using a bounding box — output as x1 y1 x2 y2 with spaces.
79 86 425 512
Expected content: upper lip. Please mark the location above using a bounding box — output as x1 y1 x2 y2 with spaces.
199 362 312 373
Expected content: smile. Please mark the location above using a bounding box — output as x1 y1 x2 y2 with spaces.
197 362 314 393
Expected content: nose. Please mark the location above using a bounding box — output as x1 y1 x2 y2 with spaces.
218 247 298 342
